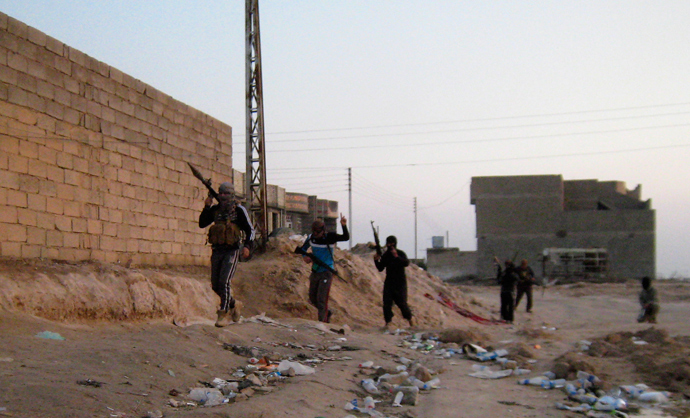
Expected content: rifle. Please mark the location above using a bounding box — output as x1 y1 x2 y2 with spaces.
294 246 346 282
188 162 219 202
371 221 382 257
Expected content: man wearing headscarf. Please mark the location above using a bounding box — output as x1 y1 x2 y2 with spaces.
299 215 349 323
199 182 254 327
374 235 416 330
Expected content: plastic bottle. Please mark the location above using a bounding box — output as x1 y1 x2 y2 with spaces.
494 349 509 357
359 360 374 368
423 377 441 389
363 396 376 410
576 371 601 384
472 364 490 372
638 391 670 403
542 371 556 380
361 379 379 394
563 383 578 395
619 385 644 399
518 377 546 386
514 368 531 376
392 391 404 407
541 378 566 389
594 396 627 411
391 386 419 406
378 371 409 385
407 376 426 389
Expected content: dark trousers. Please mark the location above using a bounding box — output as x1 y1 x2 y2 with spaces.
210 246 240 311
308 270 333 322
383 281 412 324
515 283 533 312
500 291 514 322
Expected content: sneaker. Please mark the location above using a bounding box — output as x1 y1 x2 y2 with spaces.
215 309 232 327
408 317 418 327
231 301 243 322
381 322 394 332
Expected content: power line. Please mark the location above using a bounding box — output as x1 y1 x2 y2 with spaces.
232 101 690 137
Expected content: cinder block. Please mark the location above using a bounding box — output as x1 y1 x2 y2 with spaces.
45 196 64 215
103 222 117 237
67 46 86 67
17 208 37 227
26 59 46 80
54 55 70 75
16 72 37 93
45 229 63 246
0 241 21 257
0 135 19 155
26 26 47 47
87 219 102 235
0 169 20 190
40 247 59 259
55 215 71 231
2 223 27 241
26 226 45 245
6 189 27 208
63 201 81 217
0 205 17 223
37 145 57 165
63 232 79 248
27 193 46 212
45 36 64 55
21 244 41 258
45 100 64 120
7 85 29 107
7 51 28 72
8 154 28 174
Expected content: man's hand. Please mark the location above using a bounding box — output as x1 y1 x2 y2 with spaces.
242 247 250 259
390 248 398 258
303 256 312 264
373 254 381 261
204 193 214 207
340 213 347 226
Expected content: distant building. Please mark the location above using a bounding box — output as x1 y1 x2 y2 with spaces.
284 193 339 235
470 175 655 279
426 247 478 280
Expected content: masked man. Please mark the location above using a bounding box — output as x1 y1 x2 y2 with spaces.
199 182 254 327
374 235 416 330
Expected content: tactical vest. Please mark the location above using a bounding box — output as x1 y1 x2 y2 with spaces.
208 220 243 246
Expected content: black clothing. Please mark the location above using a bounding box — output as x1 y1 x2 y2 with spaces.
496 263 518 322
199 202 254 312
375 248 413 324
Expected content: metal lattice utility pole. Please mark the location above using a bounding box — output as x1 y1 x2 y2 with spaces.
245 0 268 248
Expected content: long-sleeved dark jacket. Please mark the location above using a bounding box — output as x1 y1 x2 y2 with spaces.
199 203 255 251
300 225 349 273
496 264 518 293
375 248 410 285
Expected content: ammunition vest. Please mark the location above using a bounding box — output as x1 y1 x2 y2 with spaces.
208 219 243 246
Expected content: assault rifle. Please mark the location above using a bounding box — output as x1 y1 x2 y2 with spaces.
294 246 346 282
371 221 382 257
187 162 219 202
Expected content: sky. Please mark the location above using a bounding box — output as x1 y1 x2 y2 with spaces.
2 1 689 278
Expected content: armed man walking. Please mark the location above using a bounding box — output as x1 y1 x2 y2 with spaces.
514 259 536 313
199 182 255 327
495 257 518 323
299 215 349 323
374 235 416 330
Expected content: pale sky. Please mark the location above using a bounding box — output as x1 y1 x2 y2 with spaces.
2 1 689 277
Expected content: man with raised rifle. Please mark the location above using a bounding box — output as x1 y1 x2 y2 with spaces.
374 235 416 330
199 182 255 327
298 215 349 323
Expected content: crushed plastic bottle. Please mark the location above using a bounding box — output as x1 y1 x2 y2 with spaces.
594 395 627 411
514 368 531 376
363 396 376 410
471 364 490 372
391 386 419 405
543 371 556 380
576 371 601 385
361 379 379 394
359 361 374 368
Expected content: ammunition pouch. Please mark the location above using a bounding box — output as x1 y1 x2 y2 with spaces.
208 220 243 246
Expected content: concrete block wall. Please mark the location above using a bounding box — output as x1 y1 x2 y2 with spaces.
0 13 234 266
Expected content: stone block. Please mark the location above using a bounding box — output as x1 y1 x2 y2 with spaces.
45 100 64 120
17 139 38 158
26 26 47 47
87 219 102 235
7 51 28 72
16 72 37 93
63 232 79 248
63 201 81 217
45 35 64 55
26 91 46 113
67 46 86 67
26 59 46 80
7 189 27 208
0 168 20 189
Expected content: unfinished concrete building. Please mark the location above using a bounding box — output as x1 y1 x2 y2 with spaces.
470 175 655 280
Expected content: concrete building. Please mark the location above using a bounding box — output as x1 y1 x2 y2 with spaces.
470 175 655 280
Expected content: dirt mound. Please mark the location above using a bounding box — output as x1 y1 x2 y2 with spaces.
0 235 488 329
